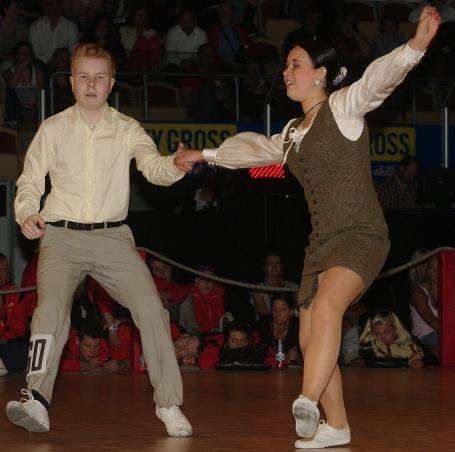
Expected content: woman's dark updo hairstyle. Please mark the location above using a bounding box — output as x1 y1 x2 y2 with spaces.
288 40 343 93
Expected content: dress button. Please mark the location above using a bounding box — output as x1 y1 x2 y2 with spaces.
304 168 308 173
315 221 319 225
313 211 317 215
309 250 314 255
312 261 316 266
306 179 310 183
310 189 314 194
313 200 317 205
299 158 304 163
315 232 319 237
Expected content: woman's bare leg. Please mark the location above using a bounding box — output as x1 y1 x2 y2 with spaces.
299 267 364 428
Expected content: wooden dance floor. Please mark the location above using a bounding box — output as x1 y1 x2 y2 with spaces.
0 367 454 451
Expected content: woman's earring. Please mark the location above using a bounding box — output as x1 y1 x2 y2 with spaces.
314 79 320 86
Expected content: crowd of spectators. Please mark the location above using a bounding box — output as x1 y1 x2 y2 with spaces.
0 0 453 130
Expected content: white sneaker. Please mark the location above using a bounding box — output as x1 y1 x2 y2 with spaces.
156 405 192 437
295 420 351 449
6 389 50 432
292 395 320 437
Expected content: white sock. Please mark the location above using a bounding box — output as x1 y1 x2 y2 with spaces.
0 358 7 377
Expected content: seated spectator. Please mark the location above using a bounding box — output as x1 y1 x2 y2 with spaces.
409 250 439 350
0 253 29 376
60 319 131 373
256 293 300 364
62 0 103 34
183 166 220 213
181 43 225 121
0 0 29 58
29 0 79 65
283 6 329 55
85 276 131 349
46 47 73 113
239 59 268 120
81 14 125 68
174 332 205 366
376 156 420 210
162 9 207 72
2 40 45 124
189 264 225 334
373 16 406 57
207 0 253 69
120 3 159 72
148 256 194 328
250 252 298 318
332 11 372 71
198 320 277 370
359 311 425 368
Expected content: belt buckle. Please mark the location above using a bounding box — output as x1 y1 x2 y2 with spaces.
90 223 95 231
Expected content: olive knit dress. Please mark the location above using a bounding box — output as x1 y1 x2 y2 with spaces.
284 102 389 308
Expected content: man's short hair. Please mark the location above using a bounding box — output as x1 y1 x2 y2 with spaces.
71 43 116 77
77 319 104 340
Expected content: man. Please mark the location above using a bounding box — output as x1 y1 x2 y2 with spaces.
60 319 130 373
376 156 420 210
162 9 207 70
174 333 204 366
6 43 192 437
29 0 79 64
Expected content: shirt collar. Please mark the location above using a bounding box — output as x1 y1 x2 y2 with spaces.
70 103 115 128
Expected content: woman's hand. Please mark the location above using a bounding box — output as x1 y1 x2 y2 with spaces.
173 142 204 171
409 6 441 51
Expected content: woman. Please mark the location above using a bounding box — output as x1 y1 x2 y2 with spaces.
409 250 439 349
2 40 44 124
175 6 440 449
257 293 300 363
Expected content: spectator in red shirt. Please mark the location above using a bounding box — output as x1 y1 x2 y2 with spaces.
198 320 277 370
20 251 39 321
173 332 205 366
189 265 225 334
0 253 29 376
60 319 131 373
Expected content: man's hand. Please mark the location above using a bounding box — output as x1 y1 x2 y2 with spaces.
173 142 204 171
21 214 46 240
409 6 441 51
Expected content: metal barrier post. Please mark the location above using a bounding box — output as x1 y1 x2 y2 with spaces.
38 88 46 123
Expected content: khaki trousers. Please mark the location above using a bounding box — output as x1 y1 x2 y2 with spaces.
26 224 183 408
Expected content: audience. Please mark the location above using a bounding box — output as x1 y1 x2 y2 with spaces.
2 40 45 124
46 46 73 113
189 264 225 334
174 332 205 365
250 252 298 319
0 0 29 58
256 293 300 364
60 318 131 373
377 156 420 210
162 9 207 71
373 16 406 58
359 311 424 368
0 253 29 376
409 250 439 350
29 0 79 65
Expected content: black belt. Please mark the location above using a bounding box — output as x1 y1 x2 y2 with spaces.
47 220 124 231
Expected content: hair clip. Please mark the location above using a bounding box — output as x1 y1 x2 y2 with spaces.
333 66 347 86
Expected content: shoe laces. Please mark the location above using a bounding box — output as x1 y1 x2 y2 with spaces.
19 389 34 404
163 406 187 424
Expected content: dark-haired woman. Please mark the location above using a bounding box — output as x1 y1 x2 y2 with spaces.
175 6 440 449
257 293 300 362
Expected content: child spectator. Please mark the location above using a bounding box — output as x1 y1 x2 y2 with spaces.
256 293 300 364
198 320 277 369
359 311 424 368
0 253 29 376
189 265 225 334
60 319 131 373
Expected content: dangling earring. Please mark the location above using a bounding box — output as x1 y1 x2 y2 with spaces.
314 79 320 87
